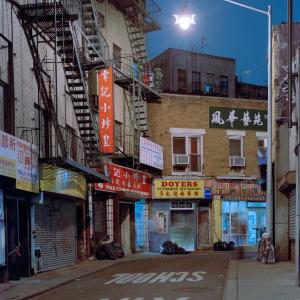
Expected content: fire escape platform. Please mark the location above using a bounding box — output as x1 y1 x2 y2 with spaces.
19 2 77 21
114 73 160 102
109 0 161 32
39 157 109 183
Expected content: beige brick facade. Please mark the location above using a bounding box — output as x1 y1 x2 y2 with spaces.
148 93 267 178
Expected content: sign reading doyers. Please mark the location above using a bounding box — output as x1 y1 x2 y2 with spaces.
139 137 163 170
153 179 204 199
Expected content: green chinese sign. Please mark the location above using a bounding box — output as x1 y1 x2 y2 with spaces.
209 106 267 131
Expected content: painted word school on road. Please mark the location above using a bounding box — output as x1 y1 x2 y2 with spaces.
104 271 207 285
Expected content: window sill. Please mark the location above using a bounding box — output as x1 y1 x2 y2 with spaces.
171 171 203 177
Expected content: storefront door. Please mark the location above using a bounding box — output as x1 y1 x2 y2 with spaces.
247 204 266 245
170 210 195 251
198 208 210 247
7 197 31 280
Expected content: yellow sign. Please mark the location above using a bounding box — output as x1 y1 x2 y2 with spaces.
40 164 86 200
153 179 204 199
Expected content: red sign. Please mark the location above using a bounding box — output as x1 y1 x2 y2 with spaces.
98 66 114 153
95 163 151 198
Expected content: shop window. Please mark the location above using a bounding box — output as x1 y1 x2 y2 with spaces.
178 69 187 92
115 121 123 151
220 75 228 96
222 200 266 246
192 71 201 93
171 128 204 175
0 190 5 265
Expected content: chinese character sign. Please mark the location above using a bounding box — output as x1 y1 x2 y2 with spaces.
153 179 204 199
209 106 267 131
98 66 114 153
0 129 39 193
95 163 151 198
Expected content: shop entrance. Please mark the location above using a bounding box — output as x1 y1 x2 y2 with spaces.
197 207 211 247
7 197 31 280
170 209 195 251
247 202 266 245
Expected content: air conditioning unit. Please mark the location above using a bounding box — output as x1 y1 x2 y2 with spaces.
174 154 189 165
229 156 246 167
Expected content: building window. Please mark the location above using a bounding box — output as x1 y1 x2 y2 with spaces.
192 71 201 93
115 121 123 151
220 75 228 96
34 104 50 158
178 69 187 92
97 11 105 28
205 73 215 94
113 44 121 70
222 200 266 246
0 84 4 131
66 125 78 161
171 128 204 174
227 131 245 170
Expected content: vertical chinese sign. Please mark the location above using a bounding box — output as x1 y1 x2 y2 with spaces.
98 66 114 153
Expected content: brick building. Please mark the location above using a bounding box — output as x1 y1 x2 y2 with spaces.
148 94 267 251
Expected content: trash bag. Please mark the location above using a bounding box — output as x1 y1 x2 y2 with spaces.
213 240 235 251
160 240 189 255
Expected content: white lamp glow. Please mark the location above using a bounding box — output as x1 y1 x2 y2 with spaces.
173 14 196 31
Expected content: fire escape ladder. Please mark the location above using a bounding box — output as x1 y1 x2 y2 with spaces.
68 21 103 169
133 80 149 137
21 22 67 157
124 5 149 70
80 0 109 62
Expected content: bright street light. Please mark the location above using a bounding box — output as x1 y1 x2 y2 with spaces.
173 14 196 31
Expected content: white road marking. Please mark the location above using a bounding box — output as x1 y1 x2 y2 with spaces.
148 272 177 283
116 273 144 284
104 271 207 285
104 273 129 285
131 273 158 284
100 297 189 300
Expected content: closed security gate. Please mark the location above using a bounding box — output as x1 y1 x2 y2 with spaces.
35 196 76 272
288 189 296 240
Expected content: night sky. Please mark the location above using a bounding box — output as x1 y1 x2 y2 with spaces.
148 0 300 85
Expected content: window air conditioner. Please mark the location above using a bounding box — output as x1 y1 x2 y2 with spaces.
229 156 246 167
174 154 189 165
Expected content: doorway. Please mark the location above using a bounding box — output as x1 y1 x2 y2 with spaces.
198 207 211 247
7 197 31 280
247 203 266 245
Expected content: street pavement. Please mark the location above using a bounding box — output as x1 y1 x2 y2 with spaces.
30 252 229 300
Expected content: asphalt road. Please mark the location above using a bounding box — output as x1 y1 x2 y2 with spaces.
32 252 230 300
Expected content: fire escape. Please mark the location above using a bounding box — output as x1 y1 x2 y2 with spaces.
14 0 109 181
110 0 161 167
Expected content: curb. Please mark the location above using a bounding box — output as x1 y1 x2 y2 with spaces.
13 255 151 300
222 259 238 300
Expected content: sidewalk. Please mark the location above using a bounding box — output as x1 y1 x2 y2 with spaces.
0 253 158 300
223 258 300 300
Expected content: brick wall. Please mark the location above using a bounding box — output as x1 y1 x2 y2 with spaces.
147 93 267 178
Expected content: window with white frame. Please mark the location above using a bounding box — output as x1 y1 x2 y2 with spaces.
227 130 245 169
170 128 205 174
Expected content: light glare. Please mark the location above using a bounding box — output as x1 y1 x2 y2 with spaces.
173 14 196 31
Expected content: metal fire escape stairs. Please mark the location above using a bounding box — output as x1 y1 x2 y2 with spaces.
123 5 151 138
16 1 109 174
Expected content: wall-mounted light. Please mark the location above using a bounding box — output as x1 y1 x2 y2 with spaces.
173 14 196 31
